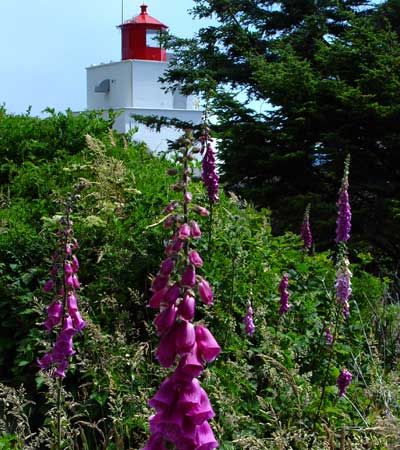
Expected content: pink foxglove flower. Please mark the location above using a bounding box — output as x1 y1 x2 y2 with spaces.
243 304 255 336
38 183 86 378
335 257 352 318
335 156 351 243
143 130 219 450
201 132 220 205
301 204 312 249
337 368 352 397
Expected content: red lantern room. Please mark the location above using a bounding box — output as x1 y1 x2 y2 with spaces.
118 4 168 61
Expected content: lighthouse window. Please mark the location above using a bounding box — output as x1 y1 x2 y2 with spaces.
146 29 161 48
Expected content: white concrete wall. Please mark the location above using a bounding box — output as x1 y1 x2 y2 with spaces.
86 59 203 153
132 60 173 109
87 61 133 109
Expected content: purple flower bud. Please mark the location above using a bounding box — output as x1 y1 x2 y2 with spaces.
198 278 213 305
243 305 255 336
202 141 220 204
66 244 72 255
72 238 79 250
193 206 210 217
189 250 203 268
43 301 63 330
64 263 73 275
337 368 352 397
163 215 175 229
195 325 221 362
67 293 78 314
71 255 79 273
149 287 168 309
178 294 195 321
336 188 351 243
181 266 196 288
178 223 191 240
72 274 80 289
159 257 175 276
175 320 196 356
151 274 169 293
154 306 178 335
66 274 74 287
37 353 53 370
164 201 179 214
164 283 181 305
184 192 193 203
43 279 55 293
190 221 202 239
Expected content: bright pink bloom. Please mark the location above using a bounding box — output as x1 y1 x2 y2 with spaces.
190 221 202 239
154 306 178 335
189 250 203 268
178 223 191 240
181 266 196 288
175 320 196 355
198 278 213 305
178 294 196 321
195 326 221 363
160 257 175 276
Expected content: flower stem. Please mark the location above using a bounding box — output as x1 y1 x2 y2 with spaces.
57 377 62 450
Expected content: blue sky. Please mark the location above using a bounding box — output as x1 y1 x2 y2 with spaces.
0 1 209 116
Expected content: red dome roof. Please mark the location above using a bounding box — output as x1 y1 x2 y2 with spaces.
120 5 168 29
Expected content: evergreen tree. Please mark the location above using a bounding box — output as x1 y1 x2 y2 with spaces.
162 0 400 265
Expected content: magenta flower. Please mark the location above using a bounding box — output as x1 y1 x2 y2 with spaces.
335 156 351 243
301 204 312 249
190 221 202 239
243 304 255 336
38 186 86 379
178 294 196 321
201 136 220 205
181 266 196 288
189 250 203 268
337 368 352 397
178 223 191 240
335 257 352 318
144 131 220 449
278 274 290 315
198 278 213 305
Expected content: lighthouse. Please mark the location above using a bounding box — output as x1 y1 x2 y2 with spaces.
86 4 202 152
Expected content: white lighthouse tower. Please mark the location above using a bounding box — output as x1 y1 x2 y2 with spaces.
86 4 202 152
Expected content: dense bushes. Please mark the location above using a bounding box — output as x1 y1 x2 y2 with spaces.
0 111 399 449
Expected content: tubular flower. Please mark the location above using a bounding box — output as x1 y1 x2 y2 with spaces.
37 183 86 378
337 368 352 397
201 133 219 205
243 304 255 336
278 274 290 316
301 204 312 249
335 257 352 318
143 130 220 450
335 156 351 243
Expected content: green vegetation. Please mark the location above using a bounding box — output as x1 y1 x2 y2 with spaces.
162 0 400 270
0 109 398 449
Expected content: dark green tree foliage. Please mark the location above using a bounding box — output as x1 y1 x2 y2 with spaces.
162 0 400 263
